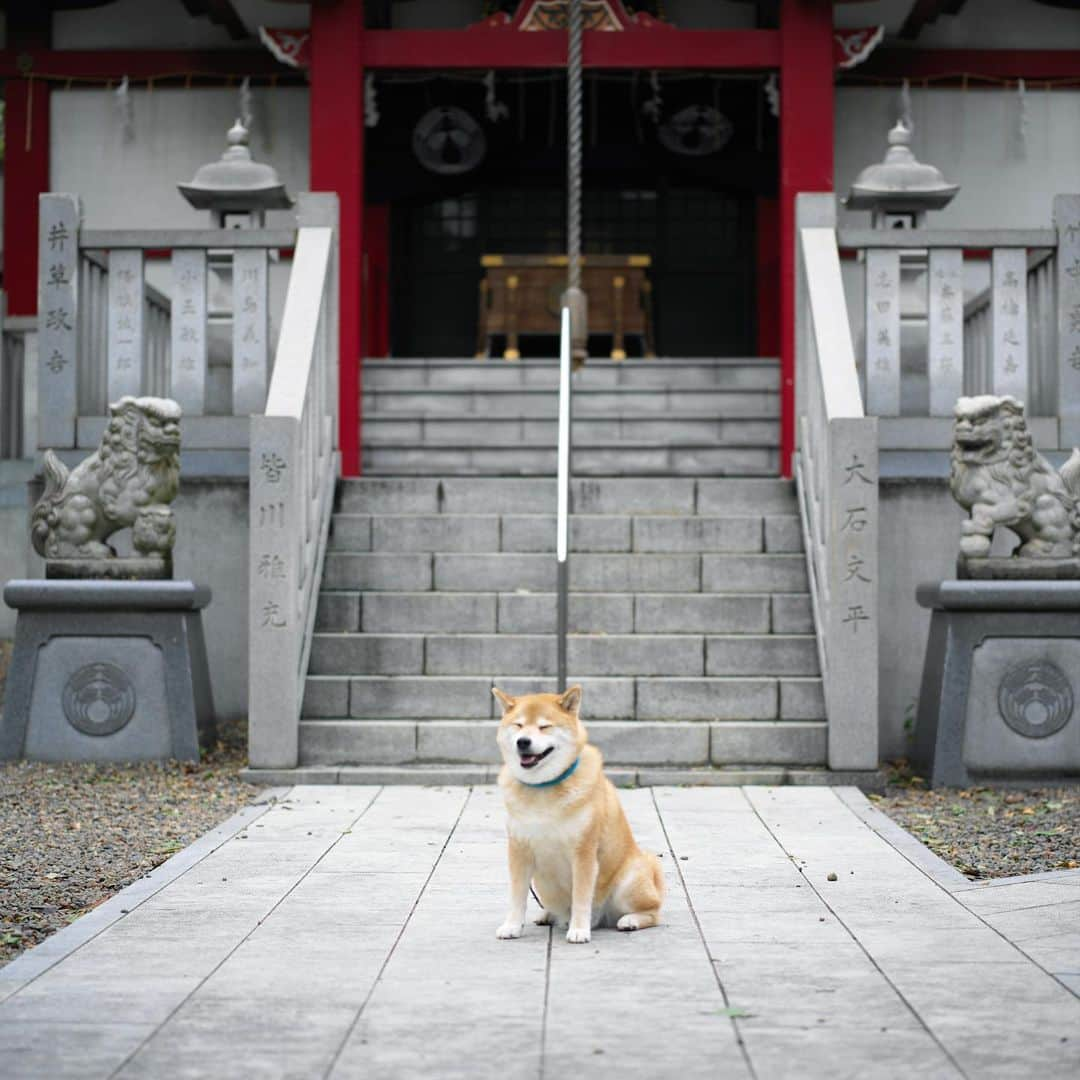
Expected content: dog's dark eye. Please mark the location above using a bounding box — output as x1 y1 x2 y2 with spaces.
538 725 551 731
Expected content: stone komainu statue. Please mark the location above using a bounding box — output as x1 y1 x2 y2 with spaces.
950 395 1080 559
31 396 181 563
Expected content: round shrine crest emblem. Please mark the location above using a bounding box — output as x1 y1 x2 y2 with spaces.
997 660 1073 739
63 662 136 737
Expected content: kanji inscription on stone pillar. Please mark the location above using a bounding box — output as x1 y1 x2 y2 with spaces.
232 248 269 415
170 250 208 415
928 248 964 416
990 247 1027 400
107 249 145 401
38 195 80 448
865 249 900 416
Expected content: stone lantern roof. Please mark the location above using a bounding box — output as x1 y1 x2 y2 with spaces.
845 121 959 219
178 120 293 222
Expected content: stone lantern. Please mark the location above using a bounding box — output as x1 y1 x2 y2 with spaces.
178 119 293 229
844 121 959 230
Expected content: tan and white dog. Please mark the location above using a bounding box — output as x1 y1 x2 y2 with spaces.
493 685 665 944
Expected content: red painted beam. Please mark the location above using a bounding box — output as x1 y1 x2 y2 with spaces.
3 77 50 316
360 29 780 70
779 0 834 480
853 48 1080 82
311 0 364 477
0 48 290 80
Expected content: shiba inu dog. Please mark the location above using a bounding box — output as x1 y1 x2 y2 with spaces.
493 685 665 944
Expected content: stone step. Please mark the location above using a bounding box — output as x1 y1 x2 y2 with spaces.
302 674 825 722
296 718 826 767
241 763 884 790
362 388 778 417
307 632 819 678
326 513 802 555
362 357 780 392
362 416 780 445
362 445 778 477
315 590 812 635
321 551 808 593
336 476 798 515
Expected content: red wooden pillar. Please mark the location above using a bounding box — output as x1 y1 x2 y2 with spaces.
310 0 365 475
779 0 834 477
3 77 50 315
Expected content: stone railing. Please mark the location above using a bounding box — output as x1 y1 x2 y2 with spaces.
248 195 339 770
962 248 1056 415
795 193 879 772
834 197 1080 453
38 193 297 471
0 305 36 460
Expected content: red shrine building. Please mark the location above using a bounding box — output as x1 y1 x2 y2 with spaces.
5 0 1079 477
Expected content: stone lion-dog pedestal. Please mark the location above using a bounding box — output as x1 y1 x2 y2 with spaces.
0 396 215 763
914 396 1080 787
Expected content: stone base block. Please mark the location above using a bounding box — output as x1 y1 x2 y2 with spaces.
959 556 1080 580
1 580 215 763
914 580 1080 787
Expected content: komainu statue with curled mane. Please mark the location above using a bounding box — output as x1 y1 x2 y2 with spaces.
950 395 1080 565
31 396 181 579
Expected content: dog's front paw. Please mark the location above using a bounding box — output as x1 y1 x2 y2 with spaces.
496 921 524 940
566 926 591 944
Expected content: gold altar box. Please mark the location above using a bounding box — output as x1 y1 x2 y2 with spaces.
477 254 655 360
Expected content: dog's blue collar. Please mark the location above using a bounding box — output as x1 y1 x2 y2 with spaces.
521 756 581 788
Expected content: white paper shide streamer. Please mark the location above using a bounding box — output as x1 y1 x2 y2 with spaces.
899 78 913 132
642 71 663 123
115 75 135 143
239 76 254 130
1017 77 1029 157
764 73 779 119
484 71 509 123
365 73 380 128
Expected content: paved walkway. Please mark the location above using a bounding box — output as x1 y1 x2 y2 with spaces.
1 785 1078 1079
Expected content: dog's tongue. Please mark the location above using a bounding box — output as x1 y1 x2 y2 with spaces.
520 753 542 768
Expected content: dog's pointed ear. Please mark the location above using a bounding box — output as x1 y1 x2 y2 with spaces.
558 685 582 715
492 687 517 714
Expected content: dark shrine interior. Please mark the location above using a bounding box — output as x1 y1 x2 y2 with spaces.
368 71 779 357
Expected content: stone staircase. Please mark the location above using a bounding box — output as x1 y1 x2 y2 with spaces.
362 356 779 476
294 355 835 785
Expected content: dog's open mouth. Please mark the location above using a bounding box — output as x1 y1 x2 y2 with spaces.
519 747 554 770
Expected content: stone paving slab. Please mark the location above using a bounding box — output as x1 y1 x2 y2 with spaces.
1 785 1078 1079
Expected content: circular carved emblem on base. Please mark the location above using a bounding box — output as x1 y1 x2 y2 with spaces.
997 660 1073 739
63 662 136 736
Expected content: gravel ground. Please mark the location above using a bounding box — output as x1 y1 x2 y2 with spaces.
873 763 1080 880
0 717 261 968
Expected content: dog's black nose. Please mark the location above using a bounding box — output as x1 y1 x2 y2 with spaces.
516 736 532 751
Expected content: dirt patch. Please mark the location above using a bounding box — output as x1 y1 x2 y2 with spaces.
0 718 262 968
873 764 1080 880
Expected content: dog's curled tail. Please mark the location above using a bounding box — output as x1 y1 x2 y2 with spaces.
30 449 68 557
